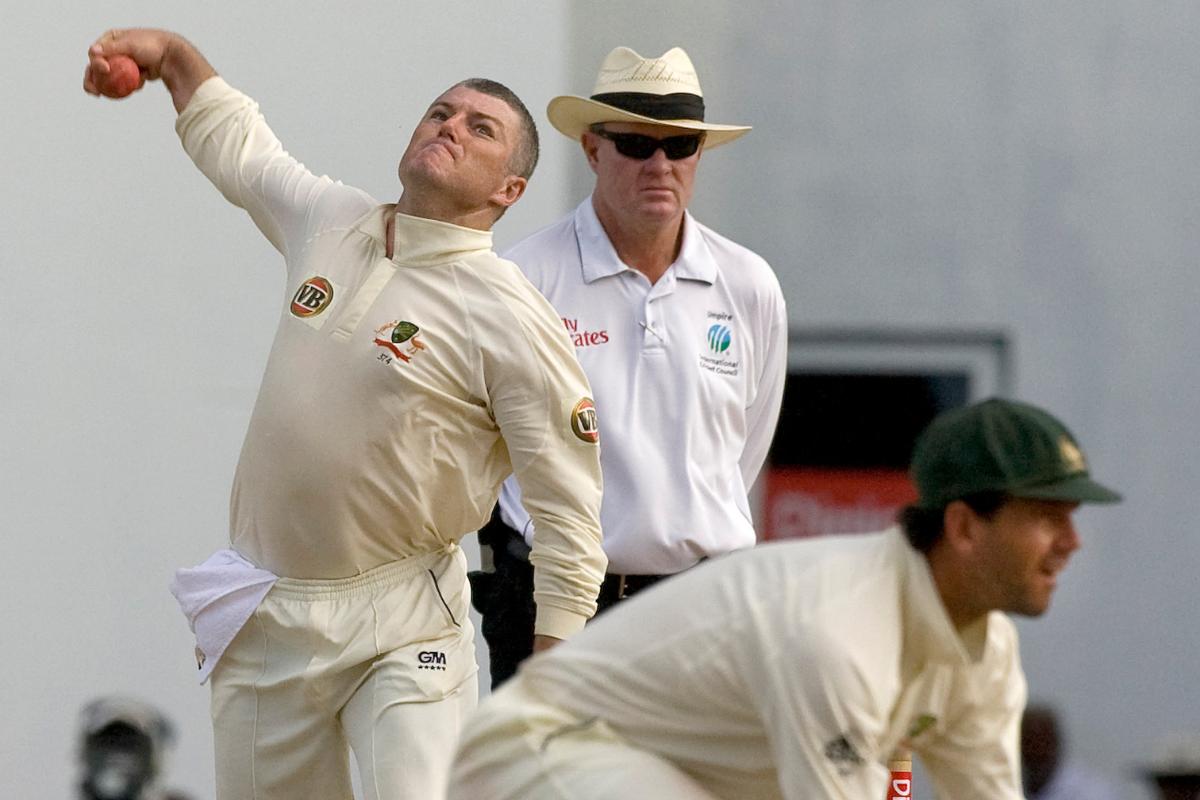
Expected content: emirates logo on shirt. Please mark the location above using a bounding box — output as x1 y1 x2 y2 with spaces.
291 276 334 318
562 317 610 348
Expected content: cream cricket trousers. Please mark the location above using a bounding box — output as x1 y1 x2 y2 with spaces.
210 545 478 800
448 679 719 800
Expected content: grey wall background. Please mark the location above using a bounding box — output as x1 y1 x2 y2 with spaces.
3 0 1197 797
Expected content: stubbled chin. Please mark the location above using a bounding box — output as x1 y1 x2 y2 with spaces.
403 156 452 187
636 197 681 218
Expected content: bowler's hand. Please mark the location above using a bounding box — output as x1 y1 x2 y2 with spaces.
83 29 172 96
83 28 215 113
532 634 563 654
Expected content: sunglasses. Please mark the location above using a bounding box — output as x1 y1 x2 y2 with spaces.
592 129 705 160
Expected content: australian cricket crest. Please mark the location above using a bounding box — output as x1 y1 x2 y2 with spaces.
374 319 428 365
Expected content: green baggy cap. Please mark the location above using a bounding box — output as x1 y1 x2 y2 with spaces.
911 398 1122 509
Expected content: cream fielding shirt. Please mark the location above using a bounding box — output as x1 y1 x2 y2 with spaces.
498 199 787 574
515 528 1027 799
175 78 605 639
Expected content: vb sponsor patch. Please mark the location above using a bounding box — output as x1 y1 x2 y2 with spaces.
290 276 342 329
570 397 600 444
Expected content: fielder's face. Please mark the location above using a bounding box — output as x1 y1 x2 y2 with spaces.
971 498 1082 617
583 121 702 232
397 85 526 218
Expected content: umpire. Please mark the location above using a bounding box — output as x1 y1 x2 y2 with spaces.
470 44 788 686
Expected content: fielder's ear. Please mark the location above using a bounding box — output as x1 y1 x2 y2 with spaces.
490 174 527 210
942 500 980 554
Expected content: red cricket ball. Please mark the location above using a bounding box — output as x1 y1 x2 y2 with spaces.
97 54 144 99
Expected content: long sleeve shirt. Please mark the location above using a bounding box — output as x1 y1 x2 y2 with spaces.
175 77 606 638
518 528 1027 798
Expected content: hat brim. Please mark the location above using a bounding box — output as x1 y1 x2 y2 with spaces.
547 95 751 150
1012 474 1123 504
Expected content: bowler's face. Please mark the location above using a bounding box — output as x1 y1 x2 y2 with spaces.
974 498 1082 617
397 85 522 209
584 122 701 228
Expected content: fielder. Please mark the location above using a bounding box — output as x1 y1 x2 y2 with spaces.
449 398 1121 799
84 28 605 800
472 44 787 687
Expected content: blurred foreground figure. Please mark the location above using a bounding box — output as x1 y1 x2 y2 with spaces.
1143 733 1200 800
1021 703 1119 800
78 697 191 800
450 398 1121 800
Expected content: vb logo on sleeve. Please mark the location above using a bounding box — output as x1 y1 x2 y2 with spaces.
570 397 600 444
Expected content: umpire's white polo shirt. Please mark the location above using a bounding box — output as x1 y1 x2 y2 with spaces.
498 198 787 575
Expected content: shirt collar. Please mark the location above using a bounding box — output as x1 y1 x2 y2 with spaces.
359 205 495 266
894 528 994 666
574 197 718 285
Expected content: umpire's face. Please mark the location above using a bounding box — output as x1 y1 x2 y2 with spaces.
964 498 1082 618
582 121 702 231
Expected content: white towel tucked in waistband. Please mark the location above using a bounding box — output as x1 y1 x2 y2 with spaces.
169 549 278 684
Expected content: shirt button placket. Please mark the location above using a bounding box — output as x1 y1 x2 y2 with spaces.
641 300 666 351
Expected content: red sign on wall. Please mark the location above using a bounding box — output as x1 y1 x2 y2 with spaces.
763 468 918 540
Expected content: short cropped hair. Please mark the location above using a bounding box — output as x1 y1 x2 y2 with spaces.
455 78 540 180
898 491 1009 553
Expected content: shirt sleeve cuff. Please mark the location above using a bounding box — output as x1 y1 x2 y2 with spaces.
534 605 589 640
175 76 237 127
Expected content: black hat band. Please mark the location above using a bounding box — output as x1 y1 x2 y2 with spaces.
589 91 706 122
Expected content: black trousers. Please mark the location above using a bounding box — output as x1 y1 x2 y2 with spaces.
468 510 669 690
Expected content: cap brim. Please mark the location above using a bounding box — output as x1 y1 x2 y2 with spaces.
1013 474 1122 504
547 95 751 150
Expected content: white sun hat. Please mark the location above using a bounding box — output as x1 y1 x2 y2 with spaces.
547 46 752 150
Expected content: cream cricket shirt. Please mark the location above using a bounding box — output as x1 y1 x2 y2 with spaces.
175 78 605 639
497 199 787 574
515 529 1027 799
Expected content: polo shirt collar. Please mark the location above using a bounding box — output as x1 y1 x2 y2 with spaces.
359 205 495 267
574 197 718 285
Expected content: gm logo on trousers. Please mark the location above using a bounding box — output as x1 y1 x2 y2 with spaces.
418 651 447 671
